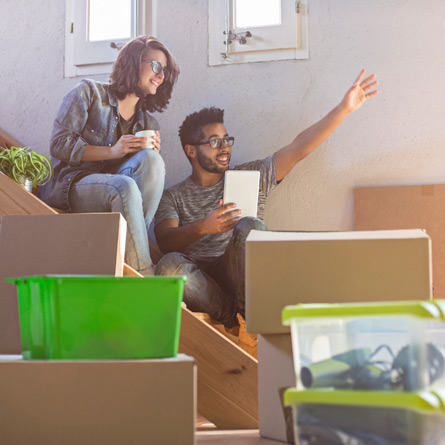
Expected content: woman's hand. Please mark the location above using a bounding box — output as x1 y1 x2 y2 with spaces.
82 132 161 161
152 131 161 153
109 135 144 159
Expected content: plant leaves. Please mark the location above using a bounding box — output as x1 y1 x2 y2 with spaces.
0 145 53 187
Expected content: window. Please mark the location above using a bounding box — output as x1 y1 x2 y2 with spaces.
65 0 156 77
209 0 308 66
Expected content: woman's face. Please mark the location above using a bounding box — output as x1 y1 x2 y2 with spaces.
138 48 168 96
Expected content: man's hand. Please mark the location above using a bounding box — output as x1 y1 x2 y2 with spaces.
155 201 242 254
340 69 378 115
273 68 379 182
199 200 241 235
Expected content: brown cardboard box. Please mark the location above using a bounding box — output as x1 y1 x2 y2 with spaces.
248 229 432 443
246 229 432 335
0 213 126 353
258 334 295 444
0 354 196 445
354 184 445 298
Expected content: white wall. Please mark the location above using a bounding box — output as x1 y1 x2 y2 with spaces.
2 0 445 232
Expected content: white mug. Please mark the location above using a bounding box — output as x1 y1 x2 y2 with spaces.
135 130 156 149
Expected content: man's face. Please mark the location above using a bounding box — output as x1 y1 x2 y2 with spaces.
194 123 232 174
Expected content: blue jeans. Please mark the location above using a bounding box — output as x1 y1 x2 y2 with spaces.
69 150 165 275
156 217 268 327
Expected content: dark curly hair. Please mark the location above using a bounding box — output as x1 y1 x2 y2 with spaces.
178 107 225 161
109 36 179 113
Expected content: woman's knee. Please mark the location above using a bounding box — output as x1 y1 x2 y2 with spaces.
148 149 165 170
110 175 142 204
137 149 166 179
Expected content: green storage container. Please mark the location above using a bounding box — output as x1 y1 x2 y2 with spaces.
6 275 186 360
282 301 445 391
284 388 445 444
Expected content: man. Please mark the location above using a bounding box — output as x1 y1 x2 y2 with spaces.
154 69 378 328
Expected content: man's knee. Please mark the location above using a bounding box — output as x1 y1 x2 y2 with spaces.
156 252 189 276
233 217 267 242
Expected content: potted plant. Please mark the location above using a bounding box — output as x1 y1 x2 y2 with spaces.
0 146 53 192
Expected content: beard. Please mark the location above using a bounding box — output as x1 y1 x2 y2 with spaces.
196 148 230 173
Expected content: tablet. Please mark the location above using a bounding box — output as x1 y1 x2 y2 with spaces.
223 170 260 218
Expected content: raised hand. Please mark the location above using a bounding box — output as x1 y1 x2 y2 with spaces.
340 69 378 114
199 200 241 235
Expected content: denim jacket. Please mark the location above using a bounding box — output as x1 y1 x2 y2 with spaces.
39 79 159 210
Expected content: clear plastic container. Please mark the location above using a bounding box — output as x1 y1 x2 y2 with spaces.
284 388 445 445
6 275 186 360
282 301 445 391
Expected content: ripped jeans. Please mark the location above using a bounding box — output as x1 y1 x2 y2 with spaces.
69 149 165 275
156 217 268 327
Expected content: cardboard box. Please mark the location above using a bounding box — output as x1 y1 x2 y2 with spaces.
246 229 432 334
354 184 445 298
0 213 126 354
0 354 196 445
250 229 433 443
258 334 295 444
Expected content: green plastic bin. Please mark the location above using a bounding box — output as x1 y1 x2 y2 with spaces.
284 388 445 444
6 275 186 360
282 301 445 391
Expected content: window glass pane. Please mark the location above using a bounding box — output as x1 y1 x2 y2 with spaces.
88 0 132 42
234 0 281 28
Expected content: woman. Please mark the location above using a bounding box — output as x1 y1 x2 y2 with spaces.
39 36 179 275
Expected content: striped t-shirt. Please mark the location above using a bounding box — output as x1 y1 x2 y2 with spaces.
155 155 277 261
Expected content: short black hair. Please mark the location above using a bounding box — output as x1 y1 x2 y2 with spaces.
178 107 224 159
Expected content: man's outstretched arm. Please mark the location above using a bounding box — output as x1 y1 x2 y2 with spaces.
273 69 378 182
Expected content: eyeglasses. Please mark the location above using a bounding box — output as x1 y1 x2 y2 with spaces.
141 59 170 81
193 137 235 149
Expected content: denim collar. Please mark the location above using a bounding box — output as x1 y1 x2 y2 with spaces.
106 85 119 109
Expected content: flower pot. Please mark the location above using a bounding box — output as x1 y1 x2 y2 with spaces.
16 176 33 192
0 146 53 191
24 179 33 192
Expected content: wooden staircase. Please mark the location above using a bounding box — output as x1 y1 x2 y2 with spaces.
0 129 258 428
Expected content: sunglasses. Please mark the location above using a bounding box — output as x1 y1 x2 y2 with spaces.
142 59 170 81
193 137 235 150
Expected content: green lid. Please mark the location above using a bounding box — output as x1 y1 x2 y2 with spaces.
282 301 443 326
283 388 445 413
432 300 445 319
6 275 187 284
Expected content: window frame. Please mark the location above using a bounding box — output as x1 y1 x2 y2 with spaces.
65 0 156 78
208 0 309 66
